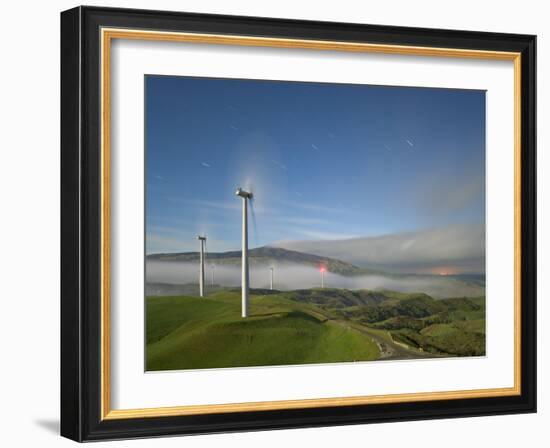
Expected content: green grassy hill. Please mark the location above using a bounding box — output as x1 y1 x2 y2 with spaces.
286 288 486 358
146 290 380 371
146 288 485 371
364 296 486 357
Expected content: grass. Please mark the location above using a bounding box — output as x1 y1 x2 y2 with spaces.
392 317 486 356
146 288 486 370
146 291 379 371
331 292 486 357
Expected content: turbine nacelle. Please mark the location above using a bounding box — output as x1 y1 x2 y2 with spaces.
235 187 253 199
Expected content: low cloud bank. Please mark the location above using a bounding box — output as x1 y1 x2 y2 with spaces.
146 261 484 298
271 223 485 274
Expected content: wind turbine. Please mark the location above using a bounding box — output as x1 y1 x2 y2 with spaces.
320 266 326 289
211 264 215 286
197 235 206 297
270 266 274 290
235 187 253 317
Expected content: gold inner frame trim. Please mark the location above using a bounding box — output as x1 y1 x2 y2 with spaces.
100 27 522 420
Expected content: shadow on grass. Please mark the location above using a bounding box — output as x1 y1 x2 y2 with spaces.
248 312 286 319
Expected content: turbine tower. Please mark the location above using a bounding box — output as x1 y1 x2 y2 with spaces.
197 235 206 297
320 266 326 289
235 187 253 317
270 266 274 290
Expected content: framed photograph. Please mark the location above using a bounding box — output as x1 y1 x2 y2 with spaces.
60 6 536 441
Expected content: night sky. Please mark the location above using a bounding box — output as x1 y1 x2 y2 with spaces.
145 75 485 272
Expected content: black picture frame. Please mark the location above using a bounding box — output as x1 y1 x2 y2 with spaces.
61 5 536 442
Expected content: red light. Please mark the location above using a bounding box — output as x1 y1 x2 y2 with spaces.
320 267 326 273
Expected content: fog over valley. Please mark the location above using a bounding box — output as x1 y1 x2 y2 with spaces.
146 260 484 299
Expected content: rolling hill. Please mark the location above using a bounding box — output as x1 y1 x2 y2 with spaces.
146 290 380 371
146 287 485 371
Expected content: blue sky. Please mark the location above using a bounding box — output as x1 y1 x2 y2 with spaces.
145 75 485 260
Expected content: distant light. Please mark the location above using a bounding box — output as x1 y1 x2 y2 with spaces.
320 267 326 273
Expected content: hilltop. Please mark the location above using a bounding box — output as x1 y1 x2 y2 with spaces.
147 246 380 276
146 289 380 371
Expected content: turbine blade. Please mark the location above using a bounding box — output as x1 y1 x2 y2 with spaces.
249 199 259 247
245 180 255 196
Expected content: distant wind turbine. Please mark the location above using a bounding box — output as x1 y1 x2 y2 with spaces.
270 266 274 290
197 235 206 297
320 266 326 289
235 187 253 317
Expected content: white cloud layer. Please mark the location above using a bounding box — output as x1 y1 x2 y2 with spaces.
271 223 485 274
146 261 484 298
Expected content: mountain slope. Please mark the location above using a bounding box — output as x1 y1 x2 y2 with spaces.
147 246 380 276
